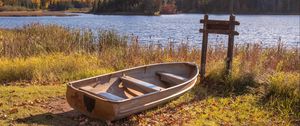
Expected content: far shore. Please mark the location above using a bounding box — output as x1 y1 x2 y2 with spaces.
0 10 298 17
93 12 158 16
0 11 78 17
93 11 300 16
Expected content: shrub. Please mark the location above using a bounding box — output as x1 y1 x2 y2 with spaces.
264 72 300 116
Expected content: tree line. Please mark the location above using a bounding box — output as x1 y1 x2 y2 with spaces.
0 0 94 11
0 0 299 14
92 0 300 15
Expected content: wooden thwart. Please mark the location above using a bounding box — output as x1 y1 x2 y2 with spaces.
97 92 124 101
121 76 164 93
156 72 188 85
80 86 124 101
80 86 94 91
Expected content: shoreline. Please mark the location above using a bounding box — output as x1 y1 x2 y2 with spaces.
0 10 298 17
92 12 158 16
92 11 300 16
180 11 300 15
0 11 78 17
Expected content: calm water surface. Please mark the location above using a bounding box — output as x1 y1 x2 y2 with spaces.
0 13 299 47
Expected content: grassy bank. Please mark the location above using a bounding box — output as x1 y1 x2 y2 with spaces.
0 24 299 125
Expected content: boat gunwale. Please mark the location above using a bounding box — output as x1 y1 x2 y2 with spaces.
67 62 199 103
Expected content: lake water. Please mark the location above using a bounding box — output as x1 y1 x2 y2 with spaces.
0 13 299 47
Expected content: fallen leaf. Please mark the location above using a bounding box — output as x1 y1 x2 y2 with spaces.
89 122 99 126
106 121 112 126
9 108 18 114
28 101 34 106
0 103 3 107
34 99 41 103
79 118 89 126
79 121 87 126
0 114 7 119
9 90 15 93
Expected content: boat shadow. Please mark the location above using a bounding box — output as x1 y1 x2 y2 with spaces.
14 110 110 126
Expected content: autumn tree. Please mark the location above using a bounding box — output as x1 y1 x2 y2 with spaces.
31 0 41 9
143 0 162 14
0 1 4 7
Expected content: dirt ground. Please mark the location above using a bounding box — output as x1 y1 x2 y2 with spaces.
14 96 115 126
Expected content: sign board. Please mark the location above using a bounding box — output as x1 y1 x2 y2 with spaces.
200 19 240 35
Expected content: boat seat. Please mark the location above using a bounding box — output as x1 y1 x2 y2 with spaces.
79 86 103 93
120 76 164 93
79 86 124 101
156 72 188 84
97 92 124 101
79 86 94 91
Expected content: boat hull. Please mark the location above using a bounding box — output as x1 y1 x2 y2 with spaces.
66 62 199 121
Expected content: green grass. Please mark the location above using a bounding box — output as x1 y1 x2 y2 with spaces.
0 85 66 125
0 24 299 125
133 94 291 125
263 72 300 117
188 95 290 125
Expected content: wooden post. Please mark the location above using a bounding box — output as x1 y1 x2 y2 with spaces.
226 14 236 75
200 14 208 81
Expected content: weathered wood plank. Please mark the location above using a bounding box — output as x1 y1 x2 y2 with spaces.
207 23 230 31
121 76 164 93
200 19 240 25
200 14 209 81
97 92 124 101
226 14 236 75
199 29 239 35
79 86 124 101
80 86 94 91
156 72 188 85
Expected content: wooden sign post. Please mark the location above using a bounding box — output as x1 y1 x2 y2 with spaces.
199 14 240 80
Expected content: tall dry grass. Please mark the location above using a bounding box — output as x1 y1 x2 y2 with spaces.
0 24 299 117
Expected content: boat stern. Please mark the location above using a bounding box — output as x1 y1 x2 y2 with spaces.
66 84 120 121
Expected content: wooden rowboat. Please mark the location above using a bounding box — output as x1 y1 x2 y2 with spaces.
66 62 199 121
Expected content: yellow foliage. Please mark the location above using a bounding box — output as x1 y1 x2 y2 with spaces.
0 1 4 7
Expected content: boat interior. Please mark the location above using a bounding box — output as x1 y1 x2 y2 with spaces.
70 64 197 101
